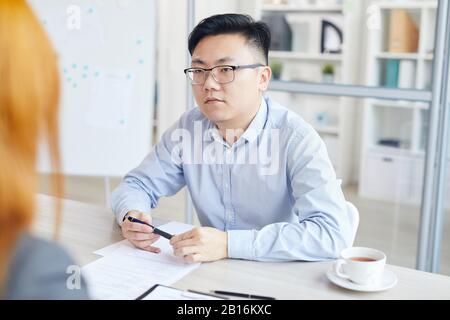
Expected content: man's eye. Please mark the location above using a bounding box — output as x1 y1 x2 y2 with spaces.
219 67 233 73
192 69 203 74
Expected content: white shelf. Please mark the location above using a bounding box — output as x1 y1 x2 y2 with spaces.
370 99 429 110
270 51 343 61
369 145 414 156
376 52 420 60
375 52 434 60
315 125 340 135
369 145 426 158
373 0 438 10
262 4 343 12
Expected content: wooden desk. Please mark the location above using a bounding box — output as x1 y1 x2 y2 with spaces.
34 194 450 300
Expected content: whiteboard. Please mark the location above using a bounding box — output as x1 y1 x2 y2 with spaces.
29 0 155 176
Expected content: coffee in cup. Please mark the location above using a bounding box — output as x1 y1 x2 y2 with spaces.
334 247 386 286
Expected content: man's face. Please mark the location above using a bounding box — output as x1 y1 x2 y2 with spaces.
190 34 270 128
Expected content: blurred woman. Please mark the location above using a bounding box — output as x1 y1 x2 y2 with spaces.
0 0 88 299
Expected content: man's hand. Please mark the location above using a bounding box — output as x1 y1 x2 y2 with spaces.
169 227 228 263
120 211 161 253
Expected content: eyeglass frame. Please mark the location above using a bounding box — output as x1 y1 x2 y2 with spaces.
183 64 266 85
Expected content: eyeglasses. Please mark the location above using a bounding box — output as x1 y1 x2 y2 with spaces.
183 64 265 85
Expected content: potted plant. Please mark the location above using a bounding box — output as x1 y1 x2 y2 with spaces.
270 61 283 80
322 63 335 83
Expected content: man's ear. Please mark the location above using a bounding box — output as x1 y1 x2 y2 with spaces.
258 66 272 92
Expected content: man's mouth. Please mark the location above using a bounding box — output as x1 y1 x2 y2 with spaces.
204 97 224 104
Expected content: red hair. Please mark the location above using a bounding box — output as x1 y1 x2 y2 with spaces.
0 0 62 289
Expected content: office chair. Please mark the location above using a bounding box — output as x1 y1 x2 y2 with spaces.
346 201 360 247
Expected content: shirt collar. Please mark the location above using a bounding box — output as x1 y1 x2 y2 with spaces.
240 97 268 143
206 97 268 144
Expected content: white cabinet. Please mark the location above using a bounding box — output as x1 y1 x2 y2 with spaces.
361 147 450 208
360 149 411 202
409 157 450 208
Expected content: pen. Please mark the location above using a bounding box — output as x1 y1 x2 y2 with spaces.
186 289 229 300
127 216 174 240
212 290 276 300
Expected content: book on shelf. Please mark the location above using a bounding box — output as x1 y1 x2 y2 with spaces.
389 10 419 53
398 60 416 89
384 59 400 88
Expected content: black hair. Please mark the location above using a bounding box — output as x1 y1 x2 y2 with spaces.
188 14 271 65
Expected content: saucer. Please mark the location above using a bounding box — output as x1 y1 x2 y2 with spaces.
326 266 398 292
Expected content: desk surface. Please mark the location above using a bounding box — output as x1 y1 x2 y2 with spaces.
34 194 450 299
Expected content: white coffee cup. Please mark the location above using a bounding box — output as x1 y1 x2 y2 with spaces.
334 247 386 286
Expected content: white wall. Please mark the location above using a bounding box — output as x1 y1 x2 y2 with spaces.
156 0 188 139
156 0 257 138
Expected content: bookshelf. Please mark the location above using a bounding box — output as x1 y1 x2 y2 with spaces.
358 0 450 208
269 51 343 61
253 0 362 185
262 4 344 12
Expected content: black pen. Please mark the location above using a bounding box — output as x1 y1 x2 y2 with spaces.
186 290 229 300
127 216 173 240
212 290 276 300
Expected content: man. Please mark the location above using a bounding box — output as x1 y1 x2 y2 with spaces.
111 14 353 263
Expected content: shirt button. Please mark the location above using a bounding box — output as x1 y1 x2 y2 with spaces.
227 210 234 222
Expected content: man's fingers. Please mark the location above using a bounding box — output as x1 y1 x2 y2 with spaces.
126 230 160 241
142 245 161 254
170 228 197 245
124 211 153 230
173 245 200 257
126 221 154 233
132 239 161 252
171 238 198 250
184 254 202 263
138 213 152 224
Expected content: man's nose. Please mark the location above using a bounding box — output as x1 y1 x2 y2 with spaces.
202 70 220 90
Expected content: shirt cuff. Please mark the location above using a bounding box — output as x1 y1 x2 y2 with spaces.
116 204 151 225
117 208 130 225
227 229 257 260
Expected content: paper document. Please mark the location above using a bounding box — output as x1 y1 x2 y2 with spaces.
93 239 131 256
82 221 198 300
139 284 225 300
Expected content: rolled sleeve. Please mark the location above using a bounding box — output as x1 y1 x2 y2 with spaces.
227 229 257 260
110 115 188 225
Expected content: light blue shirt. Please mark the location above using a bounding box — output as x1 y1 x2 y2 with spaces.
111 96 353 262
